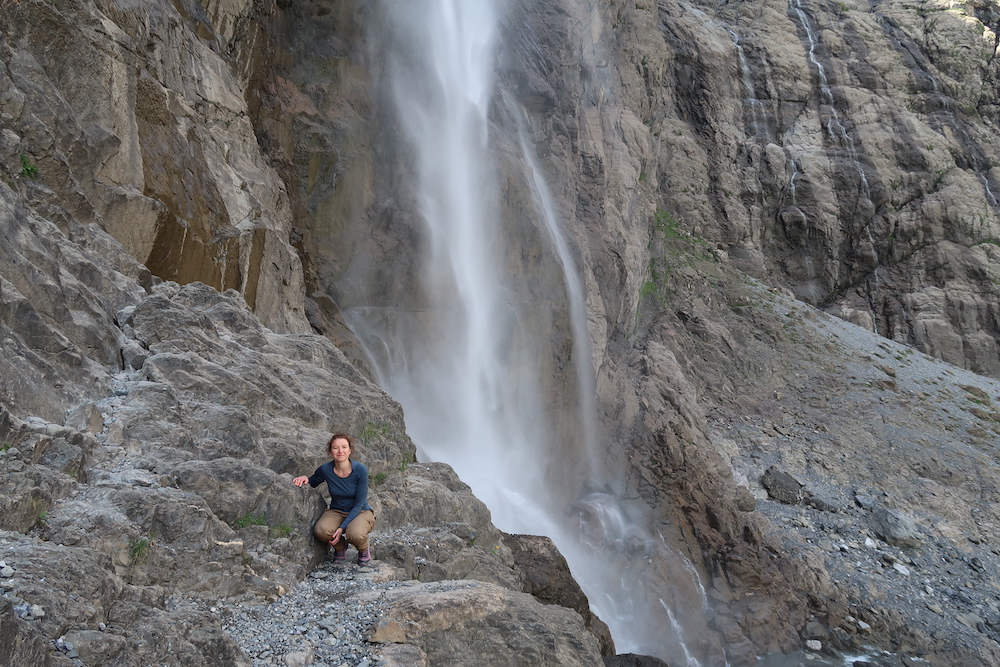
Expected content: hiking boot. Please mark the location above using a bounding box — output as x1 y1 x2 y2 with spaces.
357 548 372 565
332 549 346 563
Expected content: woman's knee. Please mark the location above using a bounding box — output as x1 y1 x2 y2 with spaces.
314 511 343 540
344 523 368 544
345 513 374 542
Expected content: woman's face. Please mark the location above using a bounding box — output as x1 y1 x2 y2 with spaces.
330 437 352 462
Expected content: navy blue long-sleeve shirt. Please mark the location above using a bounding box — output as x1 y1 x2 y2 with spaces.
308 460 372 529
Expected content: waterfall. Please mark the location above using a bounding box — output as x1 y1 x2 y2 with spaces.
786 0 883 315
337 0 718 663
512 109 600 469
729 30 769 142
788 0 871 206
351 0 551 525
873 13 999 207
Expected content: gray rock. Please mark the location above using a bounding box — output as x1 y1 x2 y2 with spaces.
0 598 49 667
378 643 428 667
854 492 878 510
761 467 805 505
604 655 670 667
283 647 314 667
869 507 923 548
368 580 603 666
504 532 614 657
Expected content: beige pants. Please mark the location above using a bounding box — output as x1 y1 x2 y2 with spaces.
314 509 376 552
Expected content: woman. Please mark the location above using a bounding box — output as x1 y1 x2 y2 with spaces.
293 433 376 564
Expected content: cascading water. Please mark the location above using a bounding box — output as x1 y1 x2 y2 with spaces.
786 0 882 319
342 0 717 663
511 107 600 467
788 0 872 211
730 30 769 142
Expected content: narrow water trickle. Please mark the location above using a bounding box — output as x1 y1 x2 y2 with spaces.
785 0 883 317
512 105 600 469
339 0 715 663
730 30 769 142
787 0 871 205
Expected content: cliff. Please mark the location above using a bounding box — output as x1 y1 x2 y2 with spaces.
2 0 1000 665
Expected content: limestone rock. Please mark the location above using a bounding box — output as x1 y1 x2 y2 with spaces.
604 655 670 667
373 463 523 590
0 597 50 667
0 531 247 665
367 580 603 666
376 463 501 549
504 532 614 657
0 0 307 334
869 507 923 549
378 642 429 667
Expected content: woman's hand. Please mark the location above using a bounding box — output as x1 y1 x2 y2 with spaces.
292 475 310 487
329 528 343 546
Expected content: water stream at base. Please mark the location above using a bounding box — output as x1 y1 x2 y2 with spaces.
339 0 710 663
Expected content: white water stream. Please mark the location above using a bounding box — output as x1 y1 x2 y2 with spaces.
786 0 882 321
730 30 770 142
342 0 711 663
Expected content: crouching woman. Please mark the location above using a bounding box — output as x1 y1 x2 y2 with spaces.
293 433 375 564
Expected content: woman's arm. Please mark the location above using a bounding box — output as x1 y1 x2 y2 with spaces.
293 466 324 488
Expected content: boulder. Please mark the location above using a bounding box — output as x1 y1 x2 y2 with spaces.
761 467 806 505
367 580 603 666
373 463 522 589
869 507 923 549
504 532 615 656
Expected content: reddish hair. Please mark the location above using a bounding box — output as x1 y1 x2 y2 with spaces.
328 433 354 456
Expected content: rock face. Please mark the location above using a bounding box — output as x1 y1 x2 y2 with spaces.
5 0 1000 666
250 0 1000 661
503 532 615 658
367 579 603 666
0 0 307 335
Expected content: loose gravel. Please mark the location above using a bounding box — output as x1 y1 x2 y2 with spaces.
193 555 407 667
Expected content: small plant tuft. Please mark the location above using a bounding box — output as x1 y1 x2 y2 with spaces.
129 536 151 564
275 523 293 538
19 153 37 179
371 471 388 487
359 421 391 443
234 513 268 529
